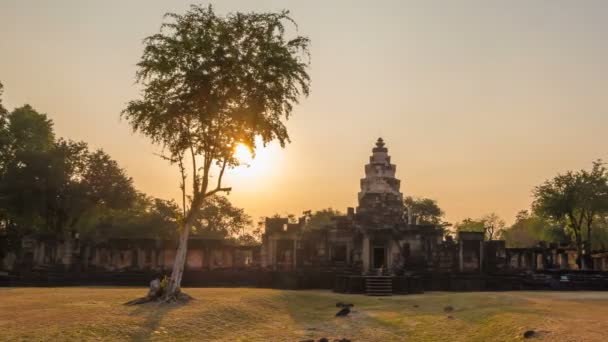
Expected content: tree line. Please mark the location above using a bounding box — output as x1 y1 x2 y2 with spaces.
448 161 608 268
0 81 253 256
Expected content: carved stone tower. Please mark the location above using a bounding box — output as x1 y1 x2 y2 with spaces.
357 138 405 226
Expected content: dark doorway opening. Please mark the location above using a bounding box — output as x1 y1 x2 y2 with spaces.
373 246 385 269
332 244 347 263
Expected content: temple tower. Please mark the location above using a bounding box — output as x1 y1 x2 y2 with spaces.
357 138 405 226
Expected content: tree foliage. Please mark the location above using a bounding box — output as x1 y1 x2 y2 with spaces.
501 210 568 248
404 196 446 225
303 208 342 230
0 105 137 241
0 83 254 253
122 5 310 298
533 160 608 266
193 195 252 238
454 213 505 240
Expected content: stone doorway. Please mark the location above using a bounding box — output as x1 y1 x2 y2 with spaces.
373 246 386 269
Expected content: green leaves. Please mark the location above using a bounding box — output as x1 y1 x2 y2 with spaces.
533 160 608 226
123 5 310 200
404 196 445 225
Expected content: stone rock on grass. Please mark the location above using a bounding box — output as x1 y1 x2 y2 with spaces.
523 330 536 339
443 305 454 313
335 307 351 317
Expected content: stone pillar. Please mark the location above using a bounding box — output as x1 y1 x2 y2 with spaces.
362 236 370 273
346 241 351 264
271 238 277 270
479 240 483 273
292 239 297 270
260 241 267 268
459 241 464 272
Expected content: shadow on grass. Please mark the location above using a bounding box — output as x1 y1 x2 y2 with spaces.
128 302 179 341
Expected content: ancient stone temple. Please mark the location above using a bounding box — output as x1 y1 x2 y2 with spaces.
259 138 585 294
262 138 445 275
2 138 593 292
354 138 442 273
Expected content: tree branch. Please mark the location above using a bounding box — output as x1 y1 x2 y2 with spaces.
189 145 198 196
177 150 187 218
205 186 233 198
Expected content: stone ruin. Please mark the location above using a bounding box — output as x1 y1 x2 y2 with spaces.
3 138 608 293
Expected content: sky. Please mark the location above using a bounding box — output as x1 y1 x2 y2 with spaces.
1 0 608 227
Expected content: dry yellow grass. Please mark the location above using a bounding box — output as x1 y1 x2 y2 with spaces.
1 287 608 341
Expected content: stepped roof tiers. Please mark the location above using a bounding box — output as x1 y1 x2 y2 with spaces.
357 138 405 227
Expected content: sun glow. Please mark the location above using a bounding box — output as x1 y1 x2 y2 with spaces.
228 138 282 181
234 143 254 165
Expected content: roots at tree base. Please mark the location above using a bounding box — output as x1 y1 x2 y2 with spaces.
124 278 193 305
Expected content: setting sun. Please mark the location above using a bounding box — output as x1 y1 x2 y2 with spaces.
227 138 283 182
233 143 253 165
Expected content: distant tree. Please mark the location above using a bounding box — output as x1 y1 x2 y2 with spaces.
0 105 57 239
82 150 136 208
502 210 568 248
235 232 261 246
0 84 181 250
0 102 137 246
454 213 506 240
481 213 506 240
122 5 310 301
533 161 608 268
0 82 6 116
304 208 342 230
404 196 446 225
95 194 181 240
193 195 252 238
0 82 8 159
454 218 485 234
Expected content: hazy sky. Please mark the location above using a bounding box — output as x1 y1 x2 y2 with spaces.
1 0 607 227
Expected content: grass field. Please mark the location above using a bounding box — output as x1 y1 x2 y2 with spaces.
1 288 608 341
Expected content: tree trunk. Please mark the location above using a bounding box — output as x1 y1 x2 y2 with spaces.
162 213 197 301
574 231 583 269
584 217 593 270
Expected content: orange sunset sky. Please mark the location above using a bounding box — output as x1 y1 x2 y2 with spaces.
1 0 607 227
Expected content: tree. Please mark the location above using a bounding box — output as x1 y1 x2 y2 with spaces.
404 196 446 225
454 218 485 234
95 194 181 240
0 82 8 158
122 5 310 301
454 214 506 240
481 213 505 240
0 105 57 240
0 102 137 245
502 210 568 247
303 208 342 230
0 82 6 116
193 195 252 238
533 161 608 268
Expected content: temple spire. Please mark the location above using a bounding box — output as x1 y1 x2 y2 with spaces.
373 137 387 152
356 138 405 224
